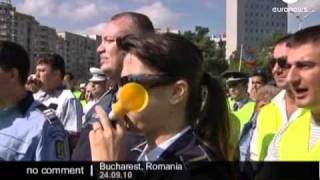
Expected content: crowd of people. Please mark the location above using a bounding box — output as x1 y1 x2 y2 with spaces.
1 11 320 179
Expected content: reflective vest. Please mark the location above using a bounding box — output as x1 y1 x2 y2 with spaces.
279 110 320 161
256 102 283 160
228 98 256 136
72 90 81 99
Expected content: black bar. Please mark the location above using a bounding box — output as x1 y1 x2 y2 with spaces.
0 162 318 180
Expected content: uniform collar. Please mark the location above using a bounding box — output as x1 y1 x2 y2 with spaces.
131 127 195 161
137 126 191 161
17 91 34 115
230 96 250 109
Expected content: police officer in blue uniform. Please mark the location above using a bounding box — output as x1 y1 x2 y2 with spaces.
33 54 83 154
0 41 69 161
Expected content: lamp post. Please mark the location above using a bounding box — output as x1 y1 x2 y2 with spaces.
289 10 317 30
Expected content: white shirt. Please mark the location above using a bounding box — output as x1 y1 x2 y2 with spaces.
249 90 303 160
34 89 83 133
137 126 191 161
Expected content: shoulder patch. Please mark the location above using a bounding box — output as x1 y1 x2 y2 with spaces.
36 104 59 124
55 140 66 160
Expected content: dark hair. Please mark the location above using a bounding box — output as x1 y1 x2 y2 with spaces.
37 54 65 78
287 25 320 48
274 34 292 46
117 33 231 160
0 41 30 84
111 12 155 36
251 69 268 84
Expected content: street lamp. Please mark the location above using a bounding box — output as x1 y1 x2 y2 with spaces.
289 10 317 30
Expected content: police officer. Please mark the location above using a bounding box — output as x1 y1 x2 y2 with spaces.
0 41 69 161
83 67 109 115
222 71 256 136
34 54 83 153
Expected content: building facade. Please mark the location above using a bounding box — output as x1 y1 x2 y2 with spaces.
57 32 100 81
0 0 14 41
226 0 288 59
0 0 100 81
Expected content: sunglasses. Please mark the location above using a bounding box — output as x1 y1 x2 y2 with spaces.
270 57 289 69
119 74 178 89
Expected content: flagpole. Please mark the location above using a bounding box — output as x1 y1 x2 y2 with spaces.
239 44 243 72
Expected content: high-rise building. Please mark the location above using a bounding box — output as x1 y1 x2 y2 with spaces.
0 0 101 81
226 0 288 59
57 32 100 81
0 0 14 41
14 12 39 60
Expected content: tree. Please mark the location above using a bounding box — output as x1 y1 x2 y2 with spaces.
228 49 253 74
182 26 228 76
227 32 287 77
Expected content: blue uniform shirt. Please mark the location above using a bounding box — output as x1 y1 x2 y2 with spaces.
0 92 70 161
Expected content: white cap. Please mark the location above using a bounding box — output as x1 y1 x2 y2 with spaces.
89 67 106 82
80 83 86 89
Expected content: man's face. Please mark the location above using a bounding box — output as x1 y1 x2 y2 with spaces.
228 82 247 101
91 81 106 99
287 43 320 111
97 19 129 79
35 64 55 91
272 43 290 88
251 76 265 92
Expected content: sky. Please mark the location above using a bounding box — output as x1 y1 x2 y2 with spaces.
9 0 320 36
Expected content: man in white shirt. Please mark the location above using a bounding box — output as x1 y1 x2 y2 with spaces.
250 34 303 161
34 54 83 153
266 25 320 161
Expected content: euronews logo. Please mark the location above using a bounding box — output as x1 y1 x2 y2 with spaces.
282 0 298 4
273 0 311 13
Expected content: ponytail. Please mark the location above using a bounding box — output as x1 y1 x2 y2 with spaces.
195 72 234 160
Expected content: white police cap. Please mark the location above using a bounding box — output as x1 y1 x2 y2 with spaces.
89 67 106 82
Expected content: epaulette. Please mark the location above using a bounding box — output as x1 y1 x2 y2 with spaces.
36 104 59 124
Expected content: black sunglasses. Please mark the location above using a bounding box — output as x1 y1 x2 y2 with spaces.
119 74 178 89
270 57 289 69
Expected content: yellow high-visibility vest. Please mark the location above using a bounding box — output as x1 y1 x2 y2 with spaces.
279 110 320 161
72 90 82 99
228 97 256 136
256 102 283 160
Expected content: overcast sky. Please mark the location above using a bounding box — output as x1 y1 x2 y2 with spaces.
10 0 320 35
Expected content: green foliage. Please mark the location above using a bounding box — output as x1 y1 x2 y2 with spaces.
228 49 253 74
182 26 228 76
227 32 287 77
